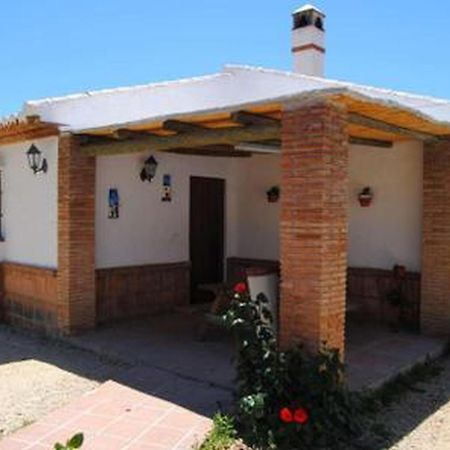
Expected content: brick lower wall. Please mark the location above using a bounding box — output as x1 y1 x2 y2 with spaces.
0 263 58 333
347 267 420 329
227 258 420 329
96 262 191 324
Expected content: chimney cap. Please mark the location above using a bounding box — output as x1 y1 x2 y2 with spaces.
292 4 325 17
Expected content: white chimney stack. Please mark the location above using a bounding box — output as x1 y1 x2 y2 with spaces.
292 4 326 77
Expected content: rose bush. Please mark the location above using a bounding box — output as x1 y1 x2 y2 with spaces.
224 284 364 449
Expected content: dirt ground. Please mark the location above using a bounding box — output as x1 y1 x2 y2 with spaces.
0 325 125 437
378 355 450 450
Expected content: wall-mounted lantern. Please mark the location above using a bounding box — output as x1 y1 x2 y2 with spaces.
358 186 373 207
26 144 48 174
140 155 158 182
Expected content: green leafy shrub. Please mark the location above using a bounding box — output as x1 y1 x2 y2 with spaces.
198 413 237 450
224 286 364 449
54 433 84 450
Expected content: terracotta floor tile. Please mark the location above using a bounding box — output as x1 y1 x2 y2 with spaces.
0 438 28 450
158 409 205 430
126 443 169 450
101 418 149 440
125 405 168 423
11 422 53 443
65 413 116 433
137 425 187 447
83 434 128 450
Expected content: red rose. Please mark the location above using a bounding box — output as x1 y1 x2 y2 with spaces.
294 407 309 424
279 407 293 423
234 282 247 294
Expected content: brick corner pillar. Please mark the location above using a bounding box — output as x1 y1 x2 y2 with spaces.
57 133 96 335
421 139 450 337
279 99 349 356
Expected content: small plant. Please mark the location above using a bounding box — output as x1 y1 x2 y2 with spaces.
198 414 237 450
54 433 84 450
224 284 365 449
266 186 280 203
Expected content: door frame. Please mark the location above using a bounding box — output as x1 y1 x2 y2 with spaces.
189 176 226 291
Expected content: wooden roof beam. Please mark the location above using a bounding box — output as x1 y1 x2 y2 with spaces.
162 120 205 133
231 110 280 127
349 112 439 142
79 123 281 156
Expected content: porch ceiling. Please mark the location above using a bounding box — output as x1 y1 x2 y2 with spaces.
75 90 450 157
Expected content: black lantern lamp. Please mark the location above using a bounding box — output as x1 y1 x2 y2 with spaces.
27 144 48 174
140 155 158 182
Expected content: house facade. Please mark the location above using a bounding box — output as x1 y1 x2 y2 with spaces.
0 5 449 355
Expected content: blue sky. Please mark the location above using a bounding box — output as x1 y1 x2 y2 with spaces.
0 0 449 116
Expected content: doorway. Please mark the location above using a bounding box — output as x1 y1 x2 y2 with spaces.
189 176 225 303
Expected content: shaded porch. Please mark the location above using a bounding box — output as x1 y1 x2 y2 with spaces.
66 312 447 393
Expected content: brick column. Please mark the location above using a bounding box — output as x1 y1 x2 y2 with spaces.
57 134 96 334
279 99 348 355
421 139 450 336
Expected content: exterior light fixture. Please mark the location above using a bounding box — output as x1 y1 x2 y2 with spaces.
26 144 48 174
140 155 158 182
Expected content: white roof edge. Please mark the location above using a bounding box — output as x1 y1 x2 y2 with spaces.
70 86 450 135
293 4 325 15
223 64 450 107
25 71 232 107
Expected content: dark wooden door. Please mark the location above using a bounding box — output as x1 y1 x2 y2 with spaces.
190 177 225 293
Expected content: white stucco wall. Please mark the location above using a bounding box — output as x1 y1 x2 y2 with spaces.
95 151 240 269
95 152 281 269
0 136 58 268
348 141 423 271
96 142 423 272
234 155 280 260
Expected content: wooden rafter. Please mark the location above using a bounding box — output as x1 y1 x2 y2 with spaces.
162 120 205 133
79 123 281 156
167 145 251 158
348 112 439 142
231 110 280 127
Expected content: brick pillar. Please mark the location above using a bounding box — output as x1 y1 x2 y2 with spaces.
57 134 96 334
279 99 348 355
421 139 450 336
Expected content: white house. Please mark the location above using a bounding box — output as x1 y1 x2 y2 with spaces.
1 5 450 355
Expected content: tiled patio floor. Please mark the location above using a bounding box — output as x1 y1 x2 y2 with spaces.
0 381 212 450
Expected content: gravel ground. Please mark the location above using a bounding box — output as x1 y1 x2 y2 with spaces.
377 354 450 450
0 325 126 437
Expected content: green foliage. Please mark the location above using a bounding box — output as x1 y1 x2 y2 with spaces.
198 414 237 450
224 290 365 449
54 433 84 450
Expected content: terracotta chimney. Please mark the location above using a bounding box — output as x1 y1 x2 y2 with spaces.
292 4 326 77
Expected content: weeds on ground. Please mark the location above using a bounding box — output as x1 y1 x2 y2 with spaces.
197 414 237 450
54 433 84 450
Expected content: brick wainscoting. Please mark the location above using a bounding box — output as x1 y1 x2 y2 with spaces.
96 262 191 324
227 258 421 329
0 263 58 333
347 268 420 329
